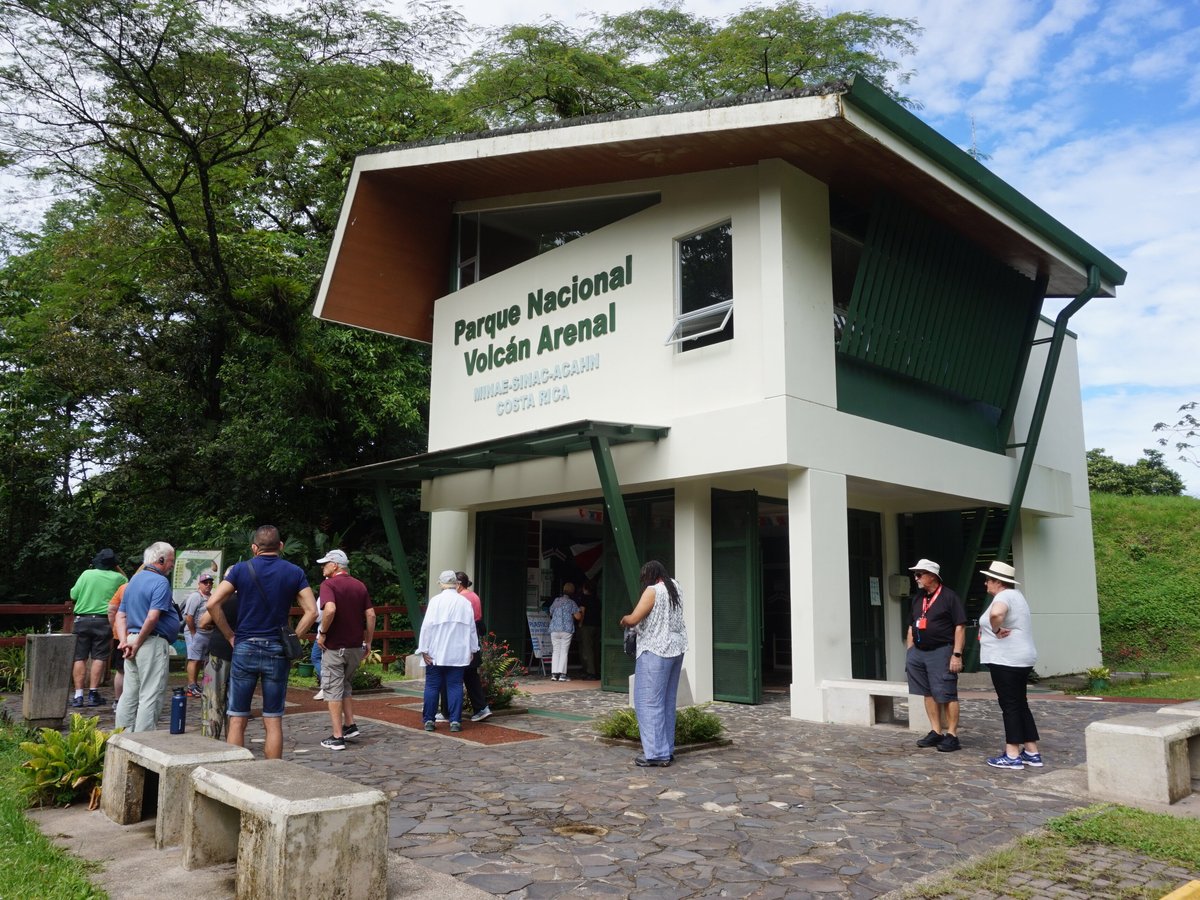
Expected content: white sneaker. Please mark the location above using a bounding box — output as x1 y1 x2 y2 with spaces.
434 713 447 722
313 690 325 701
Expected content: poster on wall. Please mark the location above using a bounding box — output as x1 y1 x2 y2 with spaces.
173 550 223 603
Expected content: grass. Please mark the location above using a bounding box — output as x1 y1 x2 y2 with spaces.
0 718 107 899
900 804 1200 899
1082 668 1200 700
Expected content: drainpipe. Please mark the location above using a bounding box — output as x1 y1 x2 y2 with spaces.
996 264 1101 560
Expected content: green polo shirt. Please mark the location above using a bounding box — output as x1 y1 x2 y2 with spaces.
69 569 128 616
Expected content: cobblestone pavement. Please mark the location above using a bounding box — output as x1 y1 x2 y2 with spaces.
16 679 1200 898
277 679 1199 899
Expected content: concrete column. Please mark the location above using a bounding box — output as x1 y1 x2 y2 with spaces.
22 633 74 727
428 509 470 592
674 480 712 704
788 468 851 721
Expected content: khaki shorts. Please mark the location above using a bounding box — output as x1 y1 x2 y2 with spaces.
320 646 363 701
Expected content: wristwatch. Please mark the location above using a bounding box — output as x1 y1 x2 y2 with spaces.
952 652 963 658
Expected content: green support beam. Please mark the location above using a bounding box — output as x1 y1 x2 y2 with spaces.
375 483 422 636
589 435 642 604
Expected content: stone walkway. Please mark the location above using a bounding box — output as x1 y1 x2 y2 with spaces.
16 677 1200 898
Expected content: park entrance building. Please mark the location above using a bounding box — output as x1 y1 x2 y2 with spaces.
311 79 1125 720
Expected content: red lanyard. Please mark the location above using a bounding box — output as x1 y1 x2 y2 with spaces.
921 586 941 616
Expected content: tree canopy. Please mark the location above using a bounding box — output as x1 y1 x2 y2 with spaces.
1086 448 1185 497
0 0 921 600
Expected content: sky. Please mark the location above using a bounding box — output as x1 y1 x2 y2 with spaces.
435 0 1200 494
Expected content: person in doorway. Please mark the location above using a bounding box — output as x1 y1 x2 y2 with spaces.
577 580 601 680
182 572 214 697
906 558 967 753
207 525 317 759
417 570 478 732
548 582 582 681
68 548 127 708
198 567 239 740
314 549 375 751
115 542 181 731
620 560 688 767
978 561 1043 770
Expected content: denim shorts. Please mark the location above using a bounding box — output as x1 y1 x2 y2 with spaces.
227 638 289 718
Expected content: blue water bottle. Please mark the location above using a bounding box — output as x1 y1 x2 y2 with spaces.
170 686 186 734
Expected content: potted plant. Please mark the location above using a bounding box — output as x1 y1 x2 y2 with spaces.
1085 665 1111 692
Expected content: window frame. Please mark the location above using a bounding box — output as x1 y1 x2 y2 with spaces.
665 219 734 349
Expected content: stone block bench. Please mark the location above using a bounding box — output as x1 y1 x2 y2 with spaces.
184 758 388 899
821 679 929 731
1086 711 1200 805
101 731 253 848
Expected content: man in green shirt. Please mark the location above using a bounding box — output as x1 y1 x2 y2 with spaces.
69 548 127 708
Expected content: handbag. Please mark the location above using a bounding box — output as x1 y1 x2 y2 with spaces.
623 627 638 658
279 625 305 661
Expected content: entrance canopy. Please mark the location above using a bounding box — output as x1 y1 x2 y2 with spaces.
308 421 669 630
308 420 668 488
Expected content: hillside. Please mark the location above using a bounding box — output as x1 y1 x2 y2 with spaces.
1091 492 1200 667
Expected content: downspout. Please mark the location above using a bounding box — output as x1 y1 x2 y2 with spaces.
996 263 1101 560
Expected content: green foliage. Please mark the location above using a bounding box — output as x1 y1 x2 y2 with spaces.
1086 448 1184 496
455 1 921 126
0 645 25 692
350 667 383 690
18 714 115 807
1092 492 1200 666
477 633 526 710
0 717 107 897
593 703 726 744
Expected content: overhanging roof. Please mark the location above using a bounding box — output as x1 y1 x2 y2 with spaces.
314 77 1125 343
307 420 669 488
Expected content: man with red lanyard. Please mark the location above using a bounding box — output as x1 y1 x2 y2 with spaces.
906 558 967 752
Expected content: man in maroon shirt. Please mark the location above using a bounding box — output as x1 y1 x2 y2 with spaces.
315 550 376 750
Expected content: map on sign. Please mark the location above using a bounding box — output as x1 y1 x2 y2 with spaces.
172 550 223 603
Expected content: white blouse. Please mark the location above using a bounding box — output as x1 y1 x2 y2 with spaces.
636 579 689 659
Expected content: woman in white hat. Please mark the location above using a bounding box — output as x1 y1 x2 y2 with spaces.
978 561 1042 770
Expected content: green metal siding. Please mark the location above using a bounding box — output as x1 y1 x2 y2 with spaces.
836 196 1044 450
711 489 762 704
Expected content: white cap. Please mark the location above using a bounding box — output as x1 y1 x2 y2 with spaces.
438 569 459 587
317 549 349 566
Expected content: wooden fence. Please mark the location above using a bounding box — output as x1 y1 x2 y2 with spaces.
0 603 414 670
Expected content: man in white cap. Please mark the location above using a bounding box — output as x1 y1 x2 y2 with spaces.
314 549 375 751
416 570 479 732
182 571 215 698
906 558 967 752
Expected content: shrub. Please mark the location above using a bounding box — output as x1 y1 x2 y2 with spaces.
0 645 25 692
594 704 726 745
19 714 115 807
477 633 527 710
351 668 382 690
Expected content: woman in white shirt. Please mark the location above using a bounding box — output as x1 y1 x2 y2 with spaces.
619 560 688 768
978 561 1042 770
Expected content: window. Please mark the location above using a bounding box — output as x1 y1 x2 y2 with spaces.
455 193 659 288
665 221 733 350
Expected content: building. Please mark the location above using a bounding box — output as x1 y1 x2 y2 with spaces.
311 78 1125 720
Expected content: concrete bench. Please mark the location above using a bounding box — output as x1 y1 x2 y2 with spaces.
101 731 253 849
184 759 387 899
1086 711 1200 805
821 679 929 731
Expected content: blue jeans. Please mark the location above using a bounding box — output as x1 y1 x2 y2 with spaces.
311 640 323 680
423 665 464 724
634 651 684 761
228 638 289 718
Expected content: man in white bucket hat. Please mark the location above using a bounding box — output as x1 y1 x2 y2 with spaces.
906 558 967 753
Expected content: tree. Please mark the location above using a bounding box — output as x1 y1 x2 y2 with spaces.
0 0 464 598
1154 401 1199 470
454 0 921 127
1086 448 1185 496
